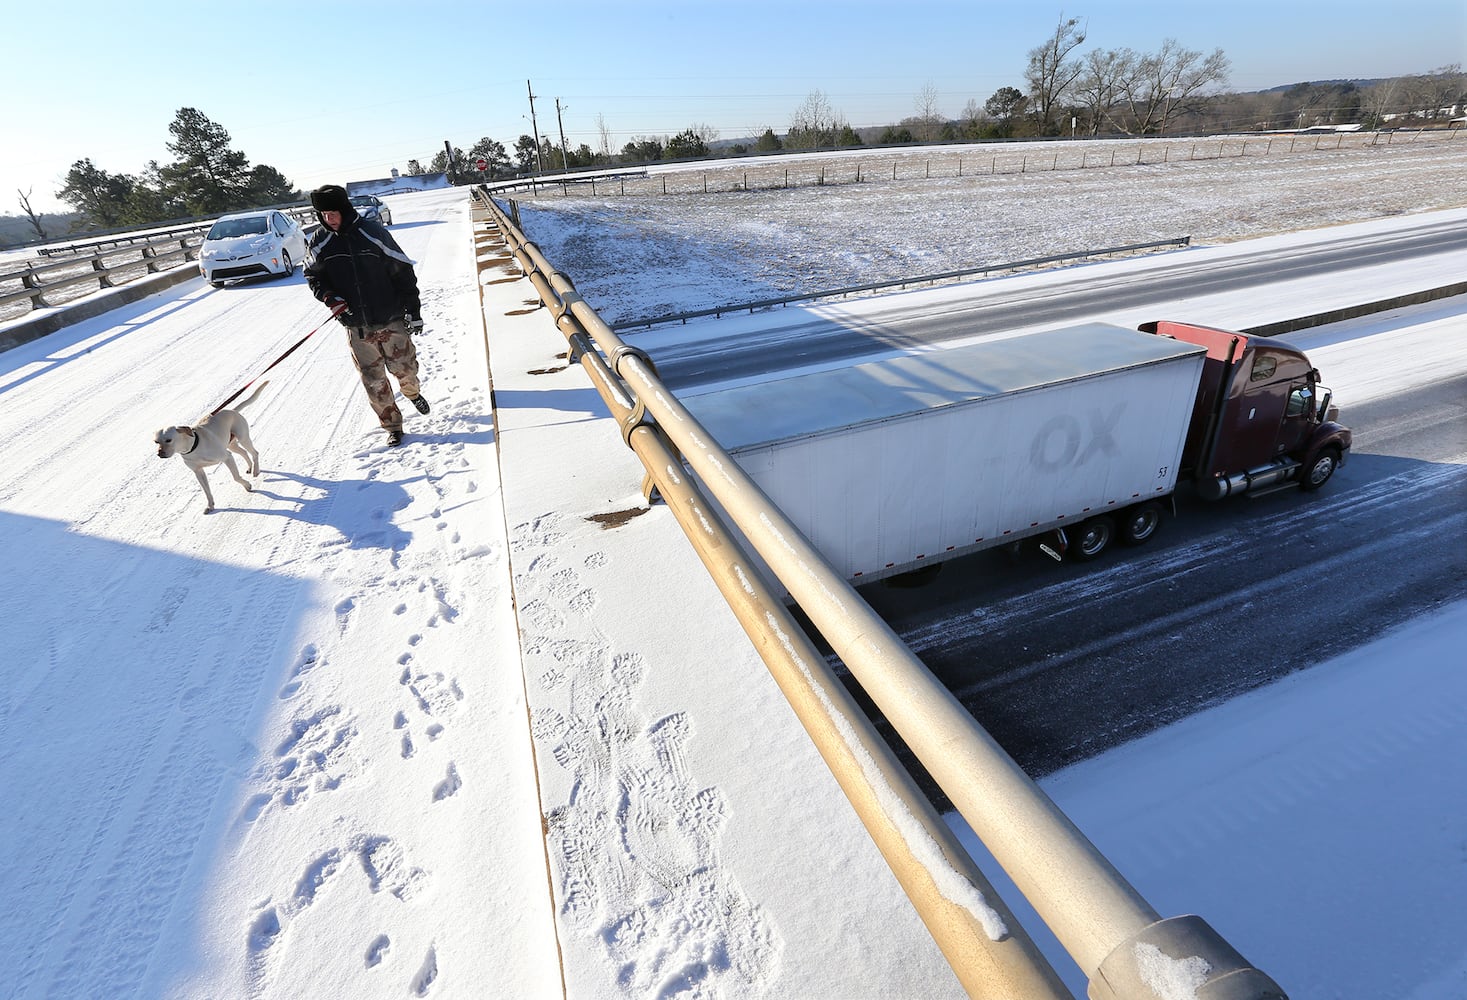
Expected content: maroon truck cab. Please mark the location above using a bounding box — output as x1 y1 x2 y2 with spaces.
1140 320 1353 499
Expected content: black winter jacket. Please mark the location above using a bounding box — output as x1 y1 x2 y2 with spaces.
305 214 421 329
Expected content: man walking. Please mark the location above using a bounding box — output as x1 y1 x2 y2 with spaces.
304 184 429 447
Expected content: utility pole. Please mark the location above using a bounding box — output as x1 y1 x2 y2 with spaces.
525 80 545 176
555 99 571 173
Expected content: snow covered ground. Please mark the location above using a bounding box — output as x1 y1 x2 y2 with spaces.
2 136 1466 999
512 132 1467 327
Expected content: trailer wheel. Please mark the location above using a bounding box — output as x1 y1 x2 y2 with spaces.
1301 448 1341 491
1070 515 1115 561
1119 502 1164 546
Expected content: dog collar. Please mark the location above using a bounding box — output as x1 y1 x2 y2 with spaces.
184 430 201 455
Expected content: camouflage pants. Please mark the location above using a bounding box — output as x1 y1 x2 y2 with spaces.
346 319 421 431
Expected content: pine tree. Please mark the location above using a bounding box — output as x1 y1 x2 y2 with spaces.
161 108 254 214
56 158 134 227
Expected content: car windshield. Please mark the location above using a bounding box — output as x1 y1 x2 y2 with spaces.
207 216 269 239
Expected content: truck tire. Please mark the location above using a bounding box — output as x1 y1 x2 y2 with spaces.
1301 448 1341 491
1119 502 1164 546
1070 515 1115 561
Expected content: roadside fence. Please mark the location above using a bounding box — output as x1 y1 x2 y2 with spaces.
510 127 1462 200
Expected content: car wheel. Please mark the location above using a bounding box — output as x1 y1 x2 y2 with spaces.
279 250 293 277
1069 515 1115 561
1119 502 1164 545
1301 448 1340 491
209 280 224 288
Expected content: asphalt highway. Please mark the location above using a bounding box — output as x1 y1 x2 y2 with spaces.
649 214 1467 390
848 347 1467 805
653 218 1467 804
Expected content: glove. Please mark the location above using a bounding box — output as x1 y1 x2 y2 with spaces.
404 313 424 335
327 296 353 321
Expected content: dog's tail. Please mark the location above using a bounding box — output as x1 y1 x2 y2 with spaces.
234 380 271 412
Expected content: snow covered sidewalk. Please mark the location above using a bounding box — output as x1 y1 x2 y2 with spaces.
1 190 563 998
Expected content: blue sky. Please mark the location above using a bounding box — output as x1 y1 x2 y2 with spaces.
3 0 1462 214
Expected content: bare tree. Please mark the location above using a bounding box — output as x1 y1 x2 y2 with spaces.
788 89 846 149
16 188 49 241
1404 64 1467 119
1226 88 1290 131
595 113 613 158
1024 14 1088 134
960 97 985 132
1280 82 1340 129
1119 39 1230 134
912 82 944 142
1073 47 1138 135
1358 77 1403 128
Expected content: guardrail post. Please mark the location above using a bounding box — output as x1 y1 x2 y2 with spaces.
92 256 114 288
21 266 51 310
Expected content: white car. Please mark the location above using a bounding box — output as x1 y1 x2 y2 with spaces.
199 210 307 286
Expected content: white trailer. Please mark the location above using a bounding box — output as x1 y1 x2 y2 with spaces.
680 322 1208 584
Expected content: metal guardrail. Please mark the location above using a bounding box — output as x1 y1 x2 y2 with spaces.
472 184 1289 999
34 221 214 257
0 233 204 314
30 205 318 258
2 207 319 320
611 237 1191 330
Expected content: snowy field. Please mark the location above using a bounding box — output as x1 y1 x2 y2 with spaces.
513 132 1467 326
2 132 1466 999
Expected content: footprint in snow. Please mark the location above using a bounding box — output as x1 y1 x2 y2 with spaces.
432 763 461 802
366 934 392 969
410 946 439 996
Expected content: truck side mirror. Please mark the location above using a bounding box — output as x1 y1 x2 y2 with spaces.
1286 386 1312 418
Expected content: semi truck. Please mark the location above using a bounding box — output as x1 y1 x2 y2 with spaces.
680 320 1351 581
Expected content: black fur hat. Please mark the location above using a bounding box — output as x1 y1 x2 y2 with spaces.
309 184 354 216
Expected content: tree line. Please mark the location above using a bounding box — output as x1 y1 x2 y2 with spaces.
8 14 1465 245
431 16 1461 177
20 108 296 238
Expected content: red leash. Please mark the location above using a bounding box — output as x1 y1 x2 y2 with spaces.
212 303 347 414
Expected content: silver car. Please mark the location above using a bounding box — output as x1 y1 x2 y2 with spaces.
199 210 307 286
350 194 393 226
